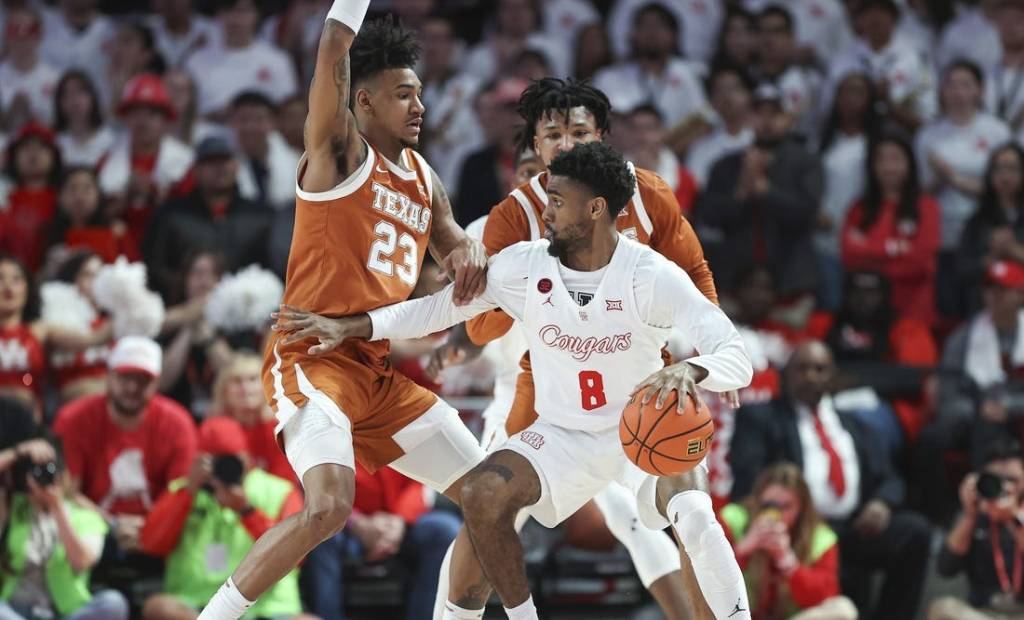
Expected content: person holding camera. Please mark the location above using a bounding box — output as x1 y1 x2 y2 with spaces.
930 438 1024 619
0 439 129 620
138 416 312 620
721 463 857 620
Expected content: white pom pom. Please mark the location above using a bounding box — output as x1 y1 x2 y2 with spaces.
112 289 165 339
92 257 150 313
40 282 96 331
205 265 284 332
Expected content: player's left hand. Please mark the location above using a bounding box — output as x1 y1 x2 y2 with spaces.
632 361 709 413
441 238 487 306
271 305 372 355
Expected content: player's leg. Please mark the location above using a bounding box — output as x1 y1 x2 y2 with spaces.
199 404 355 620
591 485 690 620
458 449 542 618
654 468 750 620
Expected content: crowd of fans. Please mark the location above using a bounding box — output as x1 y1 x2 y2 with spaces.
3 0 1024 618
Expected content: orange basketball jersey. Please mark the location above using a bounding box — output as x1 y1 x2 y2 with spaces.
466 163 717 346
281 140 435 368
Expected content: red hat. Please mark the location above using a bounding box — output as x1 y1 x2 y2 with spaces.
198 417 249 456
11 121 56 147
987 260 1024 290
117 73 176 120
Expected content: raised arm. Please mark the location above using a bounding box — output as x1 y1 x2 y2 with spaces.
302 1 369 193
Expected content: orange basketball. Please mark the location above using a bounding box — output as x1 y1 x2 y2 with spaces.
619 388 713 476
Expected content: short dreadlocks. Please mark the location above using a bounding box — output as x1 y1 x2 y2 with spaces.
516 77 612 154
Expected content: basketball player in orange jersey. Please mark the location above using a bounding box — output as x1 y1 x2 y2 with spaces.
429 78 725 619
196 6 491 619
272 141 753 620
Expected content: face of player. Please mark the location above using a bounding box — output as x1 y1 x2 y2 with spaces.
359 68 425 149
759 484 801 530
543 175 607 260
533 107 602 168
107 370 158 417
784 342 835 409
0 260 28 318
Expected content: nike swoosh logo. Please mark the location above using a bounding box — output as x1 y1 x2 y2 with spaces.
376 164 387 174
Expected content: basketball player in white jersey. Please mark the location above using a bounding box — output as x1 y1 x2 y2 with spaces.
273 142 753 620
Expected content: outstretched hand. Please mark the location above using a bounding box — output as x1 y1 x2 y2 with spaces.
632 361 708 413
271 305 372 355
441 239 487 306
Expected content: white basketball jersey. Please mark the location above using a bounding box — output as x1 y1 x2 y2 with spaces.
522 237 670 432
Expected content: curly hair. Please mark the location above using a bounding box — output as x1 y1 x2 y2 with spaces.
547 142 635 217
350 16 421 89
516 77 612 155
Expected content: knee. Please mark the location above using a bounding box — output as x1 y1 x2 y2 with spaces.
142 594 195 620
303 492 353 541
459 470 515 525
827 595 859 620
91 590 129 620
655 469 706 514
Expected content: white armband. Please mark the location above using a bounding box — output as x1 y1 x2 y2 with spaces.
326 0 371 33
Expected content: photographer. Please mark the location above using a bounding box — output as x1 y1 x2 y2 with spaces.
930 439 1024 619
138 417 310 620
722 463 856 620
0 438 128 620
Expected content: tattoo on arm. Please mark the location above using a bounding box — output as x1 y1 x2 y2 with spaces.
478 463 514 483
333 54 350 119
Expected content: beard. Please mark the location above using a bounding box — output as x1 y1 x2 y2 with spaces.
547 237 569 259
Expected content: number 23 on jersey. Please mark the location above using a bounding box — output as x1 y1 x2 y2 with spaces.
367 220 418 286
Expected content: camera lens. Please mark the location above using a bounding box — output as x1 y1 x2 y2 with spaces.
977 472 1006 500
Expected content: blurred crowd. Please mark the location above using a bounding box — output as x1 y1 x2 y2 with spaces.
3 0 1024 619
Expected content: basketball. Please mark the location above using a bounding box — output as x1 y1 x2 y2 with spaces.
619 389 713 476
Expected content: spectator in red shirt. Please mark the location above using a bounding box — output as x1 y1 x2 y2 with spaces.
53 336 197 565
722 463 856 620
301 464 462 620
842 133 941 325
47 167 140 264
210 353 293 484
0 122 61 272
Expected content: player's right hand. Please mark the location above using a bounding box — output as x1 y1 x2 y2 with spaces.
271 305 372 355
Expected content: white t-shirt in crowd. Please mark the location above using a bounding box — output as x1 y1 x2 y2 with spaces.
593 57 710 126
828 34 937 123
422 72 485 192
743 0 853 65
686 126 754 188
39 9 114 103
185 40 298 116
607 0 723 64
915 112 1012 248
936 6 1002 73
985 62 1024 132
816 132 867 256
148 14 220 67
57 126 116 168
0 59 60 125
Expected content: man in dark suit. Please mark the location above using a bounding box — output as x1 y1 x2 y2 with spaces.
730 341 930 620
